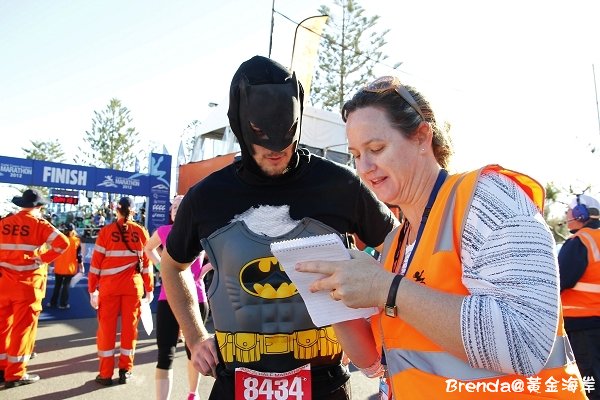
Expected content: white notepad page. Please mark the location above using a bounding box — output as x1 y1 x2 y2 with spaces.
270 233 378 326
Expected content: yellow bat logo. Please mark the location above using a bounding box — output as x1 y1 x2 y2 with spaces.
239 256 298 299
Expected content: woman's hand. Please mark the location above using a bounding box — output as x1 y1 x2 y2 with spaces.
295 249 393 309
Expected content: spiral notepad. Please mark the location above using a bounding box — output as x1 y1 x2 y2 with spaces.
270 233 378 326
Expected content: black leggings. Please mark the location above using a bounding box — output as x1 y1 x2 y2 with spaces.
155 299 209 370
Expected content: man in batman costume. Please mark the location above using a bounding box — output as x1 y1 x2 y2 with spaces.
161 55 397 399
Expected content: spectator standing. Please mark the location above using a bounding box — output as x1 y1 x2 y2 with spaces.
559 193 600 399
144 195 209 400
88 196 153 386
0 189 69 388
47 223 84 309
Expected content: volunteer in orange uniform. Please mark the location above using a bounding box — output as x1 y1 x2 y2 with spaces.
47 223 84 309
88 196 153 386
559 193 600 400
296 77 588 399
0 189 69 388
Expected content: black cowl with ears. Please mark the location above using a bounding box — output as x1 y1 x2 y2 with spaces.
227 56 304 183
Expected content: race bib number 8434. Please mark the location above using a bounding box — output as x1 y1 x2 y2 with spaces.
235 364 311 400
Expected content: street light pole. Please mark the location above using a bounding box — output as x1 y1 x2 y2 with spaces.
593 64 600 138
268 0 275 58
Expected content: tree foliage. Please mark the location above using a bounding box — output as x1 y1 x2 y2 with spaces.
76 98 140 170
310 0 397 111
22 139 66 162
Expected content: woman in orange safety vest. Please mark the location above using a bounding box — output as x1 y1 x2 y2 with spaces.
47 223 84 309
88 196 153 386
295 77 589 399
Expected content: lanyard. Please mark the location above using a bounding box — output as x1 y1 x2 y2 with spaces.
392 169 448 273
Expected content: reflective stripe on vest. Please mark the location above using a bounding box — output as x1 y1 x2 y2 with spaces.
386 335 574 381
0 243 38 251
578 230 600 262
0 261 39 271
571 281 600 293
90 261 137 276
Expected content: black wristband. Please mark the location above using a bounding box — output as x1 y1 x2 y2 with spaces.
384 274 403 318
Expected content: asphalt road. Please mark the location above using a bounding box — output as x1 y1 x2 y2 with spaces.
4 303 379 399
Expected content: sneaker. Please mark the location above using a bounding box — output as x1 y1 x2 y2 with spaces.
118 369 132 384
45 302 55 308
95 375 113 386
30 352 37 359
4 373 40 388
58 304 70 309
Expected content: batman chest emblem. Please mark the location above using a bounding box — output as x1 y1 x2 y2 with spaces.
239 256 298 299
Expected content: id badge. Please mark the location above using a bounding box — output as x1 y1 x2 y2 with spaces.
235 364 312 400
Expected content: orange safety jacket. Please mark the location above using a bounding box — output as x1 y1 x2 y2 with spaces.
561 227 600 318
88 219 152 297
53 234 81 275
371 165 587 399
0 210 69 279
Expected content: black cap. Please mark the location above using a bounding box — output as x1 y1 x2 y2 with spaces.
118 197 134 210
11 189 49 208
66 223 76 231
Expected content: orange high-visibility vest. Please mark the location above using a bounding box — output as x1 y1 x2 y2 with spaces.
53 234 81 275
88 219 152 296
561 227 600 318
372 165 587 399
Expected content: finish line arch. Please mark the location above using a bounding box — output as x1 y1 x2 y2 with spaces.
0 152 172 235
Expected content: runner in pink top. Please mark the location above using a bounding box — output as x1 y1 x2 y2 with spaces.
144 195 209 400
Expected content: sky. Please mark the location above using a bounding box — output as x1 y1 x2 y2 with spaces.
1 0 600 214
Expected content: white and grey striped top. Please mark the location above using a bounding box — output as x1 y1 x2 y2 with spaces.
401 170 559 376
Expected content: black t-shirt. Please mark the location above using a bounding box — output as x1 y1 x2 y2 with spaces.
167 150 396 264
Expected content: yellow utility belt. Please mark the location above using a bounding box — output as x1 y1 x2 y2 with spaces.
216 326 341 363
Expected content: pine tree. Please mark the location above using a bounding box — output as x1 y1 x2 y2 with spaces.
310 0 398 112
76 98 140 170
22 139 66 162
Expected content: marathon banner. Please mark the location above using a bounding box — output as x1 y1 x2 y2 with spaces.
147 153 172 235
0 153 172 231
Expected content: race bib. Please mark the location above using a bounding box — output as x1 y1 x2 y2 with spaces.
235 364 312 400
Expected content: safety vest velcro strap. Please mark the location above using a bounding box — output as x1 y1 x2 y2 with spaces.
98 349 115 357
0 243 38 251
120 348 134 356
8 354 31 363
97 262 138 276
0 262 39 271
386 335 571 380
571 282 600 293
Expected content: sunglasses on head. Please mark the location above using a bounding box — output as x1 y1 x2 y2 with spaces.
363 76 426 121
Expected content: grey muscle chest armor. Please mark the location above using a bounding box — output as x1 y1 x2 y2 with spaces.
201 217 344 371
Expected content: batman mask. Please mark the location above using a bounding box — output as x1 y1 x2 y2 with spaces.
228 56 304 161
238 73 301 153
